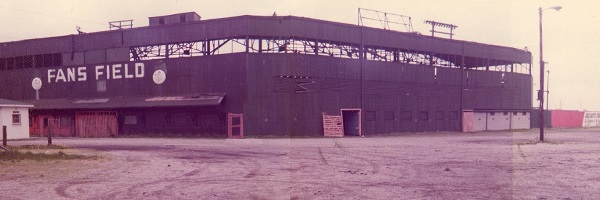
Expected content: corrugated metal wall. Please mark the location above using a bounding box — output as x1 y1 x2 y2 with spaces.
245 53 531 136
0 53 532 136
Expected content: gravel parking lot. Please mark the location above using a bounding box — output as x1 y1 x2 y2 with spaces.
2 129 600 199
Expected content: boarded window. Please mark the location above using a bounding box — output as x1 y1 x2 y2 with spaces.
52 53 62 66
12 114 21 124
97 80 107 92
124 115 138 125
402 111 412 121
450 111 459 120
171 113 194 126
146 112 168 126
419 111 429 121
384 111 395 121
60 116 74 127
7 57 15 69
365 111 376 121
435 111 444 120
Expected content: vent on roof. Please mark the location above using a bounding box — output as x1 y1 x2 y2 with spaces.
149 12 201 26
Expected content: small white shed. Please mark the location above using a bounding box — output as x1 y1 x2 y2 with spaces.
0 99 34 140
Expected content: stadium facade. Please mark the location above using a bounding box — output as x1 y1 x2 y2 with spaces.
0 12 532 137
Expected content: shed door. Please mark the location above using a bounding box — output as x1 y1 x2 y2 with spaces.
228 113 243 138
76 111 118 137
473 112 487 131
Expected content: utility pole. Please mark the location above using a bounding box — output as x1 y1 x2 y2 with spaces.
546 70 550 111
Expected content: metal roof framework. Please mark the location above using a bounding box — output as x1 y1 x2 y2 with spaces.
0 15 532 74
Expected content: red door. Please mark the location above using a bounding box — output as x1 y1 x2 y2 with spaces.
227 113 243 138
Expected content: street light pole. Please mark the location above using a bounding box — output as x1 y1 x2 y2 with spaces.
539 7 545 142
538 6 561 142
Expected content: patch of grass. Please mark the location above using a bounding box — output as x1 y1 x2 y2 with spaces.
0 149 99 162
515 140 565 145
9 144 74 150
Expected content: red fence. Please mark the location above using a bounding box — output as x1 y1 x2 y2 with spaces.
550 110 584 128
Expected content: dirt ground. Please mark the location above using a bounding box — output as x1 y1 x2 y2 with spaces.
1 129 600 199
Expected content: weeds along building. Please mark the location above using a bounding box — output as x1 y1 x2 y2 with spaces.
0 12 532 137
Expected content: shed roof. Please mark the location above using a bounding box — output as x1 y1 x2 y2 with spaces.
0 99 34 108
24 93 224 110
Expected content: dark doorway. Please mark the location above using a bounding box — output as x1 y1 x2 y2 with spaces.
342 109 361 136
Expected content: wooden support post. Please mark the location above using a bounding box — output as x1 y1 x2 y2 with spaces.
2 126 6 146
47 123 52 146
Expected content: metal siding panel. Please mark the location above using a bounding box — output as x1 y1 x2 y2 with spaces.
75 32 122 51
84 49 106 65
106 48 130 63
1 37 72 57
417 66 435 83
62 52 85 66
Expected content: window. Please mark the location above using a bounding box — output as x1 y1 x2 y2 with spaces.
503 112 508 116
159 18 165 25
402 111 412 121
435 111 444 120
12 113 21 124
124 115 138 125
180 14 187 22
384 111 395 121
419 111 429 121
522 112 527 115
490 112 495 116
365 111 376 121
450 111 459 120
513 112 518 115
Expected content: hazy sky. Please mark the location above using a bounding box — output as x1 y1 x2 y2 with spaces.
0 0 598 111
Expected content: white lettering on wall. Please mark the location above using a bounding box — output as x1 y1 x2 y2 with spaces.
135 63 144 78
56 69 66 82
106 64 111 79
124 64 134 78
112 64 122 79
77 67 87 81
95 65 105 80
47 69 56 83
67 68 76 82
47 62 146 83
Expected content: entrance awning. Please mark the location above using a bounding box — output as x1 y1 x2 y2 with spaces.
26 93 225 110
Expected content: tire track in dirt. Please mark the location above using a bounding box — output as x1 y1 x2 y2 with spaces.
54 180 97 199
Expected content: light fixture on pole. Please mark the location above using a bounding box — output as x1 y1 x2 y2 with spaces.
539 5 561 142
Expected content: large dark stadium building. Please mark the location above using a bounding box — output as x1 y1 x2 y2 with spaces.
0 12 532 137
